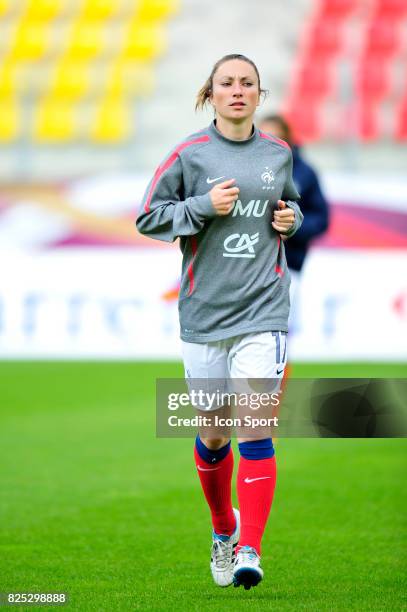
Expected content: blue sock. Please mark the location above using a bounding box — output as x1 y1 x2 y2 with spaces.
238 438 274 460
195 435 231 464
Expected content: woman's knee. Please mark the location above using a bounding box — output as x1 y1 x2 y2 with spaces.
199 436 230 450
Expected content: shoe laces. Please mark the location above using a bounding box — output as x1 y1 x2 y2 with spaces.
212 537 233 569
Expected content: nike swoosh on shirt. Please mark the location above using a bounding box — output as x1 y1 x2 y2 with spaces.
206 176 225 184
244 476 272 484
197 465 221 472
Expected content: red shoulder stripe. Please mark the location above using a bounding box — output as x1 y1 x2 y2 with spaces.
259 131 290 150
144 135 210 212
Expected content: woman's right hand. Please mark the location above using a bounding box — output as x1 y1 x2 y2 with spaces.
209 179 240 216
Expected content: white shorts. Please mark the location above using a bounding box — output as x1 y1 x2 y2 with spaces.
182 331 287 411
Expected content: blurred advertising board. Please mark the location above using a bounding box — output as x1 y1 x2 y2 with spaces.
0 249 406 360
0 249 181 359
0 172 406 360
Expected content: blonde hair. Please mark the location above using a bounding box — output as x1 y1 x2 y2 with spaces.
195 54 267 112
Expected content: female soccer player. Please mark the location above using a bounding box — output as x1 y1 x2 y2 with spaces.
136 54 303 590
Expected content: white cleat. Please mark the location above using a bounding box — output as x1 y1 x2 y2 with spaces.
210 508 240 587
233 545 264 590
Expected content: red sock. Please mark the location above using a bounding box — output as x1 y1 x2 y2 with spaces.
237 455 277 555
194 445 235 536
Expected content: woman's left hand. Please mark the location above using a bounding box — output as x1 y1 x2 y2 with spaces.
271 200 295 234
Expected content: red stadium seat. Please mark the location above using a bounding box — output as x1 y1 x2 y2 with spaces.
373 0 407 19
355 58 392 102
303 19 345 59
290 62 336 101
316 0 357 19
283 102 323 142
352 99 381 141
362 20 402 59
395 98 407 141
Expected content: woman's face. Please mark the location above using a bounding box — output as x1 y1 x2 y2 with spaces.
210 59 260 122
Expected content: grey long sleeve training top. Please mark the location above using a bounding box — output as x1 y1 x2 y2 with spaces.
136 120 303 343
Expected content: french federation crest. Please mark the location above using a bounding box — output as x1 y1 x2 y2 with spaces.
261 167 275 190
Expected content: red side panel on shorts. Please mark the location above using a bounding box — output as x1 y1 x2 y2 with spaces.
260 131 291 150
144 135 210 212
187 235 198 296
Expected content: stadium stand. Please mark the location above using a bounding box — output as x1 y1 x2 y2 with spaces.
284 0 407 143
0 0 406 177
0 0 178 148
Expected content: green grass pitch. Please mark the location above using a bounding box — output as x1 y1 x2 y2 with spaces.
0 361 406 611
